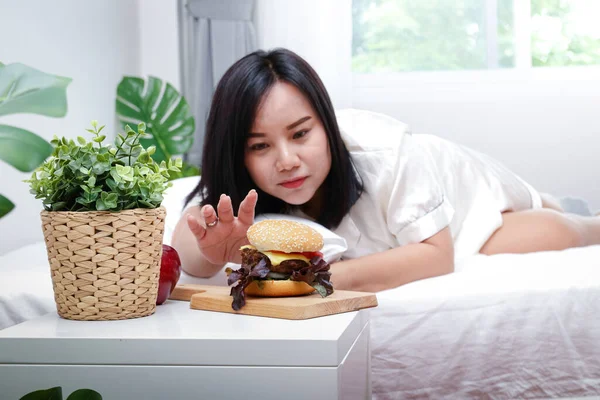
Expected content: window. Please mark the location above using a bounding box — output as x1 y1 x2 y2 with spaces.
352 0 600 73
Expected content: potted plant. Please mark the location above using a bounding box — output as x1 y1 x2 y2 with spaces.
25 121 181 321
0 61 71 218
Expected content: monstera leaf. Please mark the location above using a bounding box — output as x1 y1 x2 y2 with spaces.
116 76 195 164
0 124 53 172
0 62 71 218
0 63 71 117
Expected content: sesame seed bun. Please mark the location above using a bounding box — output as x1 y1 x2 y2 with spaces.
247 220 324 253
244 280 316 297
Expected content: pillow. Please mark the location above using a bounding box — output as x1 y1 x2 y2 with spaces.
161 177 348 264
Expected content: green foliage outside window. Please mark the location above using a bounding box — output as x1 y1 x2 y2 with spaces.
531 0 600 67
352 0 600 72
352 0 515 72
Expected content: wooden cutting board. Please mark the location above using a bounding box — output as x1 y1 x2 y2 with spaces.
170 284 378 320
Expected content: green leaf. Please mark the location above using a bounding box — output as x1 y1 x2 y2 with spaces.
311 282 329 298
0 63 71 117
139 199 156 208
77 136 86 145
0 194 15 218
137 152 150 163
100 191 118 209
116 165 133 181
96 198 107 211
19 386 63 400
51 201 67 211
105 178 118 191
116 76 195 162
66 389 103 400
0 124 53 171
91 161 108 175
167 160 199 181
139 185 150 197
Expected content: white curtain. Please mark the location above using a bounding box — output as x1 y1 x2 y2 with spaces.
179 0 257 165
253 0 353 111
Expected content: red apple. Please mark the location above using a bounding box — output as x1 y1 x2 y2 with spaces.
156 244 182 305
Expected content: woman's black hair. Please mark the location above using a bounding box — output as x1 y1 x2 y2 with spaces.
185 48 363 229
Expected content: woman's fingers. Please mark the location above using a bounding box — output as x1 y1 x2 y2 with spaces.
217 194 234 223
201 204 218 227
238 189 257 225
187 214 206 240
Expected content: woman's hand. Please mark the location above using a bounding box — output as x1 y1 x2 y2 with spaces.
186 190 258 265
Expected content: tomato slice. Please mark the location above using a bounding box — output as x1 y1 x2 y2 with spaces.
300 251 323 259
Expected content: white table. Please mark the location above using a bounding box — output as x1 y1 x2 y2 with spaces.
0 300 371 400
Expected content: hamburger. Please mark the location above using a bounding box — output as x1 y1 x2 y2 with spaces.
225 219 334 310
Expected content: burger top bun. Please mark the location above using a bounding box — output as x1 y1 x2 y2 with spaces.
247 219 324 253
244 280 315 297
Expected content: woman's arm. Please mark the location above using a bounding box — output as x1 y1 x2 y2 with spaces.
329 227 454 292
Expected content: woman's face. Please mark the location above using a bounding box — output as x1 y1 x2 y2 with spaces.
245 81 332 207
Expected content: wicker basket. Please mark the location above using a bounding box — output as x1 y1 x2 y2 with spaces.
40 206 166 321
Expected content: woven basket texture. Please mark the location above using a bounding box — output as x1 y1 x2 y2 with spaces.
40 206 166 321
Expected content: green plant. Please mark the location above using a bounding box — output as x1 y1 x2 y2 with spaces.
25 121 181 212
20 386 102 400
0 61 71 217
116 75 199 180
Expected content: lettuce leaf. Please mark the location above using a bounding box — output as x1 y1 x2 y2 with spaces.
227 254 334 310
227 258 270 310
291 256 333 297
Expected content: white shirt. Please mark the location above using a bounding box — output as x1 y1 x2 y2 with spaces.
324 109 541 261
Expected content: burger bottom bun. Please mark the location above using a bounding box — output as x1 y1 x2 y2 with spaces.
244 280 315 297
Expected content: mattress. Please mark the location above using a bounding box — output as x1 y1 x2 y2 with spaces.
1 242 600 399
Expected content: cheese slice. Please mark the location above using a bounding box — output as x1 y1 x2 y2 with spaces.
240 245 310 266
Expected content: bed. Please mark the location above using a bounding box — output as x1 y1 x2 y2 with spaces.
2 177 599 399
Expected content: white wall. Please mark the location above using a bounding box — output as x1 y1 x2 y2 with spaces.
353 68 600 211
254 0 353 110
0 0 141 254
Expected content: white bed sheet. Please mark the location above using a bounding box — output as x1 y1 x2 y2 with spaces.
1 242 599 399
372 245 600 399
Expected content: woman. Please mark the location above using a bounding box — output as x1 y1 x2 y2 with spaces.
172 48 600 292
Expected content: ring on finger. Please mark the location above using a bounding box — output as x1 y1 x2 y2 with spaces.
207 217 219 227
